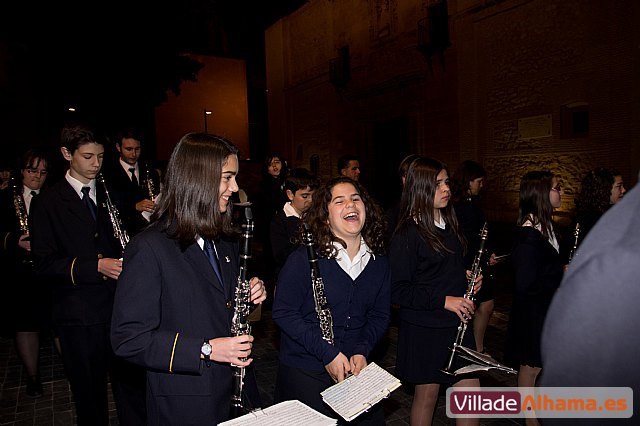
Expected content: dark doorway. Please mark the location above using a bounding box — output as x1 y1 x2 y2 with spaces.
369 117 410 210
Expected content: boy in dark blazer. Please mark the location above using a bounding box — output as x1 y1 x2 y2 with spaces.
30 122 144 425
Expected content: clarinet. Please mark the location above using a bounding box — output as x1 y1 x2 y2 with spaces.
144 164 157 202
10 175 32 265
441 222 488 375
302 223 334 345
230 207 254 417
10 175 29 234
567 222 580 263
97 173 130 254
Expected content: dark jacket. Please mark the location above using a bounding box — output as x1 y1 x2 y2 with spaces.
269 208 302 275
111 223 240 425
101 160 160 236
30 177 122 326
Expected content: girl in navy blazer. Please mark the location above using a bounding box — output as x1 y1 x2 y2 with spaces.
111 133 266 425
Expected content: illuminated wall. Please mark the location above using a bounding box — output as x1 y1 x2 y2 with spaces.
155 55 250 162
266 0 639 221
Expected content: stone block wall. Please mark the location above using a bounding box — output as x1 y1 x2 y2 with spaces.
266 0 639 218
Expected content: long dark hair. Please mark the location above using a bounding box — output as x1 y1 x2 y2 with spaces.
398 157 465 254
301 177 387 258
152 133 239 245
451 159 486 203
517 170 556 239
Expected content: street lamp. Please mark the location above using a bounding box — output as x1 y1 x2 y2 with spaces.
204 109 212 133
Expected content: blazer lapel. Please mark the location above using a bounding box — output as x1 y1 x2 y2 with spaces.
217 239 236 297
184 242 225 295
60 181 95 227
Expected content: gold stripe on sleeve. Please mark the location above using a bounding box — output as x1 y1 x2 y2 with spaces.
3 232 10 251
169 332 180 373
70 257 78 285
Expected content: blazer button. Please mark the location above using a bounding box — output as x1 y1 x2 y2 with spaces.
102 275 108 281
94 232 99 238
226 301 233 309
97 253 104 259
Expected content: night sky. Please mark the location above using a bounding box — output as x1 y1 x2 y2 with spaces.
0 0 307 163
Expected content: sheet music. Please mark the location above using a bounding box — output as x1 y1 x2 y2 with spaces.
218 400 336 426
320 362 401 422
455 346 517 374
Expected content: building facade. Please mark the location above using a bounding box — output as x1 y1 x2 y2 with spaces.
265 0 639 221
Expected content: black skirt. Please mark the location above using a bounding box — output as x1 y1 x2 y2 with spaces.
395 321 476 385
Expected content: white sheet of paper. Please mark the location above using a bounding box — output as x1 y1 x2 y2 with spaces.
218 400 337 426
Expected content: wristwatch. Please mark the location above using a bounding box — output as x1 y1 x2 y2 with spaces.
201 340 212 358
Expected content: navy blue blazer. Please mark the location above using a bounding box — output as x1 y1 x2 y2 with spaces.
30 177 122 326
111 222 240 425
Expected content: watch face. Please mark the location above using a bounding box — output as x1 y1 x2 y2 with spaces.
201 342 212 356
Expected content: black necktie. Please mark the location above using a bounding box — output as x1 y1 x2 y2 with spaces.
81 186 97 221
129 167 138 187
203 239 224 286
30 191 38 197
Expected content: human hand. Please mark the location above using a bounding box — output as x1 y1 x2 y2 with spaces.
209 335 254 366
18 234 31 251
349 354 367 376
465 270 483 294
136 199 155 213
249 277 267 304
325 352 351 383
445 296 476 323
98 257 123 280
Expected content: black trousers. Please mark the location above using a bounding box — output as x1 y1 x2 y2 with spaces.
57 324 112 426
57 323 146 426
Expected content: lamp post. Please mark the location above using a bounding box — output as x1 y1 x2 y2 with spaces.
204 109 212 133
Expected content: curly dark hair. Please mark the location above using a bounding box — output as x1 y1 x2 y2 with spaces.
574 167 620 215
299 177 387 258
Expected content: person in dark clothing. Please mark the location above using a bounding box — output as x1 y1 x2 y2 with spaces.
389 157 482 426
0 149 51 398
450 159 498 355
101 125 161 237
253 153 289 282
30 122 143 425
269 167 319 277
506 170 564 426
272 176 390 425
566 167 626 261
110 132 267 425
385 153 420 244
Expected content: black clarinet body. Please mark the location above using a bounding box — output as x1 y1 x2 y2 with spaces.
302 223 334 345
230 207 254 418
441 222 489 375
567 222 580 263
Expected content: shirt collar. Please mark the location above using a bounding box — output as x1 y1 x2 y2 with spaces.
120 158 138 174
65 170 95 198
283 202 301 218
332 237 374 280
